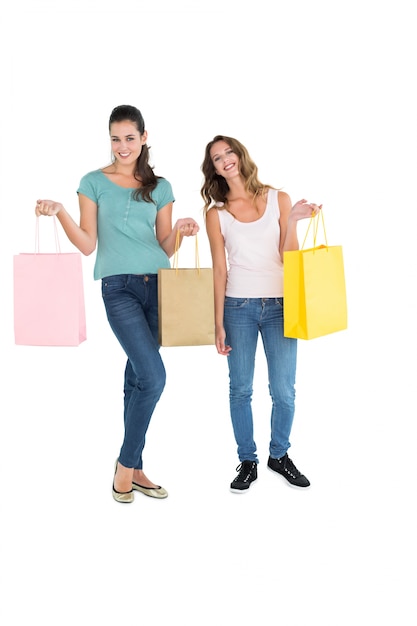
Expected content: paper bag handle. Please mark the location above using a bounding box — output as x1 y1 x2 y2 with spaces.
35 216 61 254
301 209 328 251
173 229 201 274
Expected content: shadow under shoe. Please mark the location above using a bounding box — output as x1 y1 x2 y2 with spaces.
230 460 258 493
267 454 310 488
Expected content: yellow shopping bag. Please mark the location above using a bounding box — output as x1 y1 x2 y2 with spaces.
158 231 215 347
283 211 347 340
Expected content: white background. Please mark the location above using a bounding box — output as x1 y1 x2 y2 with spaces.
1 1 416 624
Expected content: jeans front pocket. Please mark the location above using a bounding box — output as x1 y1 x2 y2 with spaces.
224 297 249 310
101 275 128 298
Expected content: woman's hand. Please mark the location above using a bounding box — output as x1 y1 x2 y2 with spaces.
174 218 200 236
290 199 322 222
215 326 232 356
35 200 64 217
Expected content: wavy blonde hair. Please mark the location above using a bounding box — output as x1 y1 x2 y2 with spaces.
200 135 272 215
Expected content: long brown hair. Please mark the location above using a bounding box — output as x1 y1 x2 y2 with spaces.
109 104 160 203
200 135 272 214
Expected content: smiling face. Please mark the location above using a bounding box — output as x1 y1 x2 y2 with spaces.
110 120 147 167
210 140 240 180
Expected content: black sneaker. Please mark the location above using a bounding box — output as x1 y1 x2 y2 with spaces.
267 454 310 487
230 461 258 492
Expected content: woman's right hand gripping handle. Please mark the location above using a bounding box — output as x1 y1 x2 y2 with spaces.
35 200 63 217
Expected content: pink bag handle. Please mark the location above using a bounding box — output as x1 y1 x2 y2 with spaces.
35 216 61 254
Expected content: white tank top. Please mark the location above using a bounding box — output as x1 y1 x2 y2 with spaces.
216 188 283 298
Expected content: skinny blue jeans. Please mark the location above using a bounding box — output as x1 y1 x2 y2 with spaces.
102 274 165 470
223 297 297 463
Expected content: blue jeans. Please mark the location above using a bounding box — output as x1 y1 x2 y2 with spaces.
223 297 297 463
102 274 165 470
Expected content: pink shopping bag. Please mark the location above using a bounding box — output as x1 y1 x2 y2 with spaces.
13 218 87 346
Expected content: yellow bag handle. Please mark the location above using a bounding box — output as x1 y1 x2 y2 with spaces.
173 229 201 274
301 209 328 251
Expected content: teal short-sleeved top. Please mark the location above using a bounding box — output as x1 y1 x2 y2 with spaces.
77 170 175 280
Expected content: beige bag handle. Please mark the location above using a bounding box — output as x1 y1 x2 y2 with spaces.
173 229 201 274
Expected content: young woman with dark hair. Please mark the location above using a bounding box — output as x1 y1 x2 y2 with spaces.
36 105 199 503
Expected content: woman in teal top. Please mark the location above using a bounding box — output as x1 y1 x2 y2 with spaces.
36 105 199 503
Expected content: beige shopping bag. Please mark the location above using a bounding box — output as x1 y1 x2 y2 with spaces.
158 232 215 347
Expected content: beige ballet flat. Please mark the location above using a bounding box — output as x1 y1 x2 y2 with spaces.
112 484 134 503
132 482 168 499
112 459 134 503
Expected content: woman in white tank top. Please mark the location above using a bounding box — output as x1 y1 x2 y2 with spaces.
202 135 321 493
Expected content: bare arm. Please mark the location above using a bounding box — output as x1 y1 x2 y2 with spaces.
35 194 98 256
206 208 231 356
156 202 200 258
